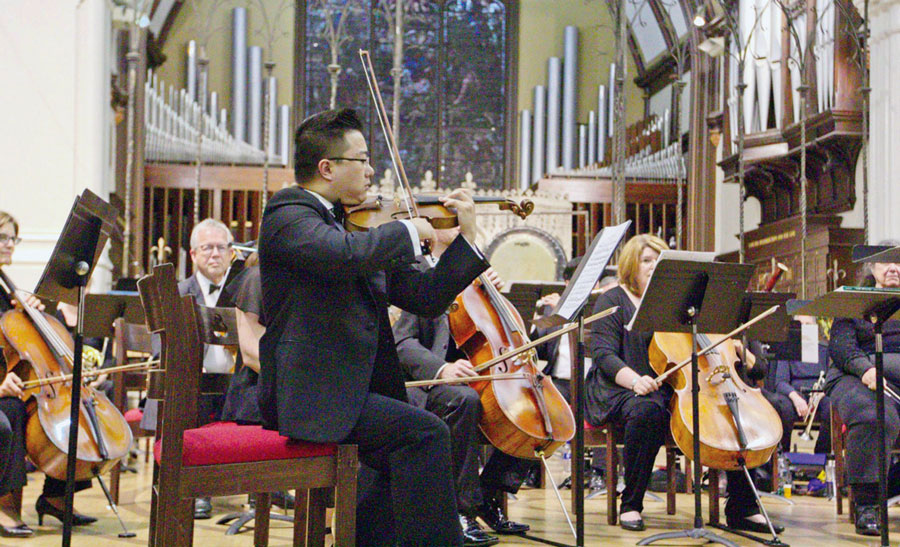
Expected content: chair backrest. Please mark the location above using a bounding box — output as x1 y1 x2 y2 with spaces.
138 264 204 473
112 318 155 412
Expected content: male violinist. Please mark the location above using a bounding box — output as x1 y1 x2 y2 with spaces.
392 227 531 546
258 108 490 546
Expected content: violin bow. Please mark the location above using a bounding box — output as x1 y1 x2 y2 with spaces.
359 49 418 220
405 372 527 389
470 306 619 374
653 304 780 385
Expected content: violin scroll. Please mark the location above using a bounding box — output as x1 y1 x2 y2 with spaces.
499 198 534 220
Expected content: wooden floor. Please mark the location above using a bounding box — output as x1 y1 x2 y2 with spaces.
13 448 887 547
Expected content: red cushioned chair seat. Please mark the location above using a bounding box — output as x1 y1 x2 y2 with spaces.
124 408 143 423
584 420 600 431
154 421 337 467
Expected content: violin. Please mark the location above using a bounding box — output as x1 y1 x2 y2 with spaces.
449 274 575 459
649 331 782 470
345 194 534 232
0 269 132 481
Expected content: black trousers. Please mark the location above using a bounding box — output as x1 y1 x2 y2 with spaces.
0 397 90 498
408 384 529 515
346 392 462 547
614 394 764 519
0 397 26 497
830 374 900 486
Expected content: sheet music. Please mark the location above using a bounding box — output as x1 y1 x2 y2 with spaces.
552 222 630 321
626 250 715 331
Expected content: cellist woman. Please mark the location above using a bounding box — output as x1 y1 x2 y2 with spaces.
585 233 785 533
0 210 96 538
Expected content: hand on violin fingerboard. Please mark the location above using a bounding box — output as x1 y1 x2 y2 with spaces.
439 189 477 241
12 293 45 312
484 267 504 291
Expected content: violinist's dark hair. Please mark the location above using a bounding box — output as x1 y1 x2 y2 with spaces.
293 108 364 184
857 238 900 287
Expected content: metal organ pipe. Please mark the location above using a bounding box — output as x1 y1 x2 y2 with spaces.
279 104 290 166
597 85 607 161
587 111 597 165
267 76 277 160
562 26 578 170
248 46 263 149
187 40 197 102
578 124 587 168
607 64 616 138
531 85 546 184
231 7 247 143
519 109 532 191
546 57 562 173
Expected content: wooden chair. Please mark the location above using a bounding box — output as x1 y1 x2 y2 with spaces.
139 263 358 546
109 318 155 504
581 420 679 525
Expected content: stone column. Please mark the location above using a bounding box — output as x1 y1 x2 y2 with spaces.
864 0 900 243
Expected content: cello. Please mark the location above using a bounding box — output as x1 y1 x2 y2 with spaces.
449 274 575 460
0 269 132 481
649 331 782 470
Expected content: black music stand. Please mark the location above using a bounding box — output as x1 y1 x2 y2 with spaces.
32 190 118 546
789 287 900 547
534 220 631 547
633 252 756 547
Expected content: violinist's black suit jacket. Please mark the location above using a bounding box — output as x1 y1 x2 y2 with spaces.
258 186 489 443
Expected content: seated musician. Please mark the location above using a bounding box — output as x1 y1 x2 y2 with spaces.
585 233 784 533
392 227 530 547
772 316 831 454
0 210 95 538
257 108 490 546
826 240 900 537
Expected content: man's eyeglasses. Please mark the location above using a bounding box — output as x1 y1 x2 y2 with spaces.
196 243 232 255
328 157 371 166
0 234 22 246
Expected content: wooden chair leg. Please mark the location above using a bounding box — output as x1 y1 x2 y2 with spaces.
149 463 160 547
685 459 693 494
110 461 121 505
771 451 780 492
145 437 151 463
334 445 358 547
708 468 720 525
606 427 618 525
308 488 329 547
833 409 845 516
160 498 194 547
293 489 310 547
666 445 676 515
254 492 271 547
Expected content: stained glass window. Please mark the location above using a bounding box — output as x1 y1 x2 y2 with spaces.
303 0 510 189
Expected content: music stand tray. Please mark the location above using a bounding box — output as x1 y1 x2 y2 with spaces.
790 287 900 547
634 252 755 547
82 292 145 339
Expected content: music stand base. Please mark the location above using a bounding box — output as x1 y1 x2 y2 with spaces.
217 510 293 535
637 527 740 546
709 523 790 546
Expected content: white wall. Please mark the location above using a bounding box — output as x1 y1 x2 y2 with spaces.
0 0 112 291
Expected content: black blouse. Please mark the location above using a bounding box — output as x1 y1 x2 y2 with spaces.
220 266 263 424
827 316 900 389
585 286 669 425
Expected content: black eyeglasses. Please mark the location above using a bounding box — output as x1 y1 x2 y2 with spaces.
328 157 371 166
0 234 21 245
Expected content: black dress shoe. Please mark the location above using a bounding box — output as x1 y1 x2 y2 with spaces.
476 492 530 534
0 524 33 538
35 496 97 526
726 515 785 534
620 517 645 532
855 505 880 536
460 515 500 546
271 490 295 510
193 497 212 520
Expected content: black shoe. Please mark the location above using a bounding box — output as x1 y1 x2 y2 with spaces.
726 515 785 534
271 490 295 510
855 505 880 536
193 497 212 520
476 492 530 534
620 517 645 532
0 524 33 538
35 496 97 526
460 515 500 546
523 465 541 488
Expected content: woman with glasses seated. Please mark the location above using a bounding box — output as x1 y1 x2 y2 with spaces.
0 210 96 538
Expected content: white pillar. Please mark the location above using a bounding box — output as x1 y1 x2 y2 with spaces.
866 0 900 243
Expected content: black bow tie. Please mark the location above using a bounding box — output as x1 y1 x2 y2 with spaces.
208 283 221 295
